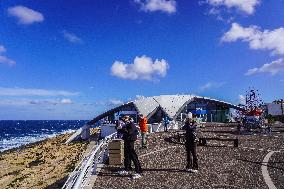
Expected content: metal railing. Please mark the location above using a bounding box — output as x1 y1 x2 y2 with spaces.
62 132 117 189
63 122 182 189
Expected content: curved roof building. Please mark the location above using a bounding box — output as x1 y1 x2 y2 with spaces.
89 95 243 125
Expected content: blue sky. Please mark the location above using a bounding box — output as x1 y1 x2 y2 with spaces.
0 0 284 120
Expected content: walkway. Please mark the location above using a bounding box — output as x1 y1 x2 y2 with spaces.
93 124 284 189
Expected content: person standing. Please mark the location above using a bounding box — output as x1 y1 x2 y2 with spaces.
115 116 125 139
236 118 243 134
138 114 148 148
118 115 142 179
163 116 169 132
182 112 198 173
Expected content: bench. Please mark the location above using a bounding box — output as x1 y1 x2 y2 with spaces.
199 137 239 147
176 131 185 143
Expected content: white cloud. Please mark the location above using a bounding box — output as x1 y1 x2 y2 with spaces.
84 99 124 107
29 99 58 105
0 98 73 106
206 7 234 23
8 6 44 25
245 59 284 76
0 99 31 106
134 0 176 14
62 31 83 44
61 98 73 104
222 23 284 55
239 94 246 104
0 87 79 96
199 82 226 91
205 0 260 15
108 99 123 106
111 55 169 81
245 68 258 76
0 55 16 65
0 45 7 53
0 44 16 65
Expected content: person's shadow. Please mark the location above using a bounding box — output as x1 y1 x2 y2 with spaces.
99 166 187 177
164 135 184 145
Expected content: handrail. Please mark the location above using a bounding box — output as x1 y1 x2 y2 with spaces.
63 122 182 189
62 132 117 189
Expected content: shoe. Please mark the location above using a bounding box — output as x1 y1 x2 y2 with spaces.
118 170 129 176
186 168 193 172
191 169 198 173
132 173 142 179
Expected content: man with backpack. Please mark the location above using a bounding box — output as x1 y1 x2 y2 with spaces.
118 115 142 179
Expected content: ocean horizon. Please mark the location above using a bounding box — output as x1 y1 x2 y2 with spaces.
0 120 89 152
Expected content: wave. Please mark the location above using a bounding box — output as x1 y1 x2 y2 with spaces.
0 129 77 152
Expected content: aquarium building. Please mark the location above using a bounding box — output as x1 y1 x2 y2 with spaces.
89 95 243 126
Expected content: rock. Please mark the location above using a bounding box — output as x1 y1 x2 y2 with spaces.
0 128 100 189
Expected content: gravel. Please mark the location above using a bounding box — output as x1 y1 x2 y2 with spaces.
268 151 284 189
93 124 284 189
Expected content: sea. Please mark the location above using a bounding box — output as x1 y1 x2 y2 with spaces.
0 120 89 152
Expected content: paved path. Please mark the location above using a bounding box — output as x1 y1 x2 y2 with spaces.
261 151 277 189
92 124 284 189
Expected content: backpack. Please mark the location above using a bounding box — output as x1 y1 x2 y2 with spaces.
129 124 139 141
123 122 139 141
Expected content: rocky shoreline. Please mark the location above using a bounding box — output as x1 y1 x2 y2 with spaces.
0 128 99 189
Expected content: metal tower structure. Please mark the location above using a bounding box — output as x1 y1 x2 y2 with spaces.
245 87 264 115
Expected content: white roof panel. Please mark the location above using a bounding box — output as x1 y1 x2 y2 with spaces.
133 97 159 117
153 95 194 118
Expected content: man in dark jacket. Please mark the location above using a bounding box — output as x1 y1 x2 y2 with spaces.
118 115 142 179
182 112 198 173
115 116 125 139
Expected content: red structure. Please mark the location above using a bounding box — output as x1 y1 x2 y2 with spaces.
241 88 271 132
245 108 263 116
244 87 264 117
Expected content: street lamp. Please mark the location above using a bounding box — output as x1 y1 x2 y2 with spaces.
273 99 284 115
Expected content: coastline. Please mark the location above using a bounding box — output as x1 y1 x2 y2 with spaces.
0 129 76 153
0 120 88 153
0 128 100 189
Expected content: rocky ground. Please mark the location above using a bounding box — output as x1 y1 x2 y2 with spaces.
93 123 284 189
0 128 99 189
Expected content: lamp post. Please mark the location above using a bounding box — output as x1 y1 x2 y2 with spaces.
273 99 284 115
